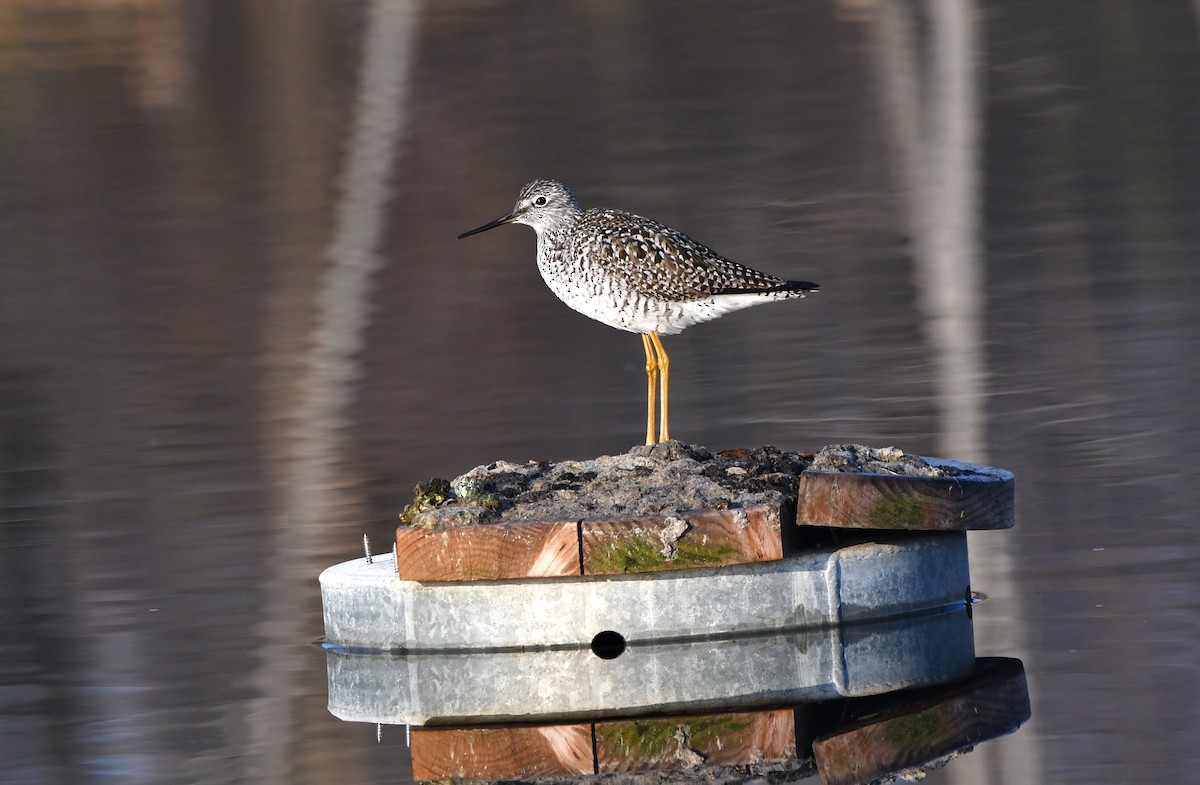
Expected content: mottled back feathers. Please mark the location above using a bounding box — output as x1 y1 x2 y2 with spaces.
566 208 817 302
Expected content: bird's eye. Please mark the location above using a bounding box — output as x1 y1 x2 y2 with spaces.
534 196 547 206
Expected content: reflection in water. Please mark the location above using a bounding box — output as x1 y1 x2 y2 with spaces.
866 4 1041 783
871 0 984 463
249 1 420 782
324 601 976 725
322 598 1027 782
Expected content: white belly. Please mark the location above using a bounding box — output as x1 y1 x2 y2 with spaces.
538 259 787 335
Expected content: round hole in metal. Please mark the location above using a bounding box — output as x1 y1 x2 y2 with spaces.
591 630 626 659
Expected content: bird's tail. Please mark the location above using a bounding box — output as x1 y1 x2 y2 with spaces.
715 279 819 297
753 280 817 296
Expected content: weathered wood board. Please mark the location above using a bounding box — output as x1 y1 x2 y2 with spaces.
812 657 1030 785
410 724 593 780
595 709 798 771
403 661 1029 782
410 709 799 781
395 519 578 581
581 506 783 576
797 461 1014 531
396 504 784 581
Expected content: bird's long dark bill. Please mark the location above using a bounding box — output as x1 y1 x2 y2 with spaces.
458 212 516 239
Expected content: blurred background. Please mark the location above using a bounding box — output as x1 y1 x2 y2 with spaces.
1 0 1198 783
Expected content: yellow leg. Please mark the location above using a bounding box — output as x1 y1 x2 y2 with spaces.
650 332 670 443
641 334 658 445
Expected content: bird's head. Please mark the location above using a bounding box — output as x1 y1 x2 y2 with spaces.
458 179 582 239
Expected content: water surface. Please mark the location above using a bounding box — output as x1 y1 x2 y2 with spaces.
1 1 1198 783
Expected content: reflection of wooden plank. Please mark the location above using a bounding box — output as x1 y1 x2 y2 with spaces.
796 466 1014 531
813 658 1030 785
595 709 797 772
581 505 784 576
410 725 593 780
395 519 578 581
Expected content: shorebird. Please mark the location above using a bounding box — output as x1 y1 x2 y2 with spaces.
459 179 818 445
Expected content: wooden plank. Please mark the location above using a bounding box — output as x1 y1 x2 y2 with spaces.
812 658 1030 785
396 503 784 581
595 709 798 772
395 519 579 582
410 725 593 781
580 505 784 576
796 463 1014 531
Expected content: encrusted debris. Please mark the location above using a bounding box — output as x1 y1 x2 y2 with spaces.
877 749 960 783
657 516 691 559
808 444 963 478
400 442 956 529
403 441 812 529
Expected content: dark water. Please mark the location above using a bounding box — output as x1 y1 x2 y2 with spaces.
2 1 1198 783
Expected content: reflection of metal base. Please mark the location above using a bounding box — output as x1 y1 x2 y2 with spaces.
319 531 969 651
325 606 974 725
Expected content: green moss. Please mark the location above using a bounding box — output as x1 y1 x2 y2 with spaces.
398 478 453 524
676 540 739 565
458 488 501 513
880 709 945 749
597 714 751 760
399 479 503 526
867 493 933 529
587 537 664 573
686 715 751 750
585 534 740 574
597 718 679 758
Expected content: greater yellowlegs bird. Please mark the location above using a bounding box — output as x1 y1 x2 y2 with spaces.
459 180 818 446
